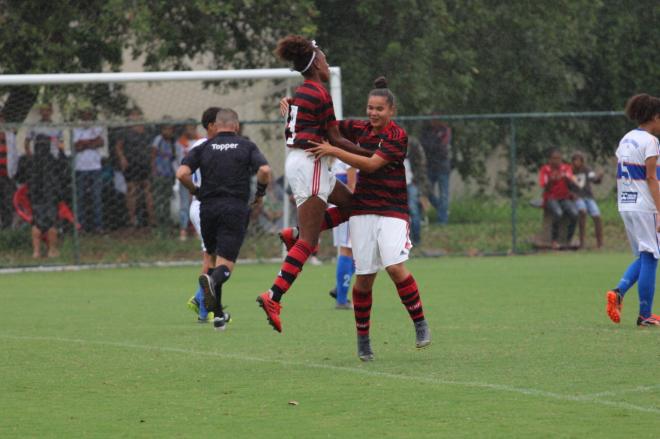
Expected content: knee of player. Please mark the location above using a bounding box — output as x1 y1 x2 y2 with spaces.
385 263 409 282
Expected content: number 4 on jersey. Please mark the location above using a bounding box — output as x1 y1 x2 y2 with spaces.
286 105 299 145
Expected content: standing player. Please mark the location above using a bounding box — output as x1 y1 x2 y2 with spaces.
177 108 271 331
328 159 357 309
256 35 371 332
607 93 660 327
308 77 431 360
185 106 220 323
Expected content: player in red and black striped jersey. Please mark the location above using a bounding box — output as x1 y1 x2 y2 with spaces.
257 35 371 333
308 77 431 360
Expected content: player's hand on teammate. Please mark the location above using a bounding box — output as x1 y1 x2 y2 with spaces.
279 97 292 117
307 140 336 159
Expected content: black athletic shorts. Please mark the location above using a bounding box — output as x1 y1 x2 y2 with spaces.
32 202 58 232
200 197 249 262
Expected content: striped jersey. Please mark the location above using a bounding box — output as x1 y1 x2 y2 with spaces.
285 80 338 149
616 128 660 212
339 119 408 220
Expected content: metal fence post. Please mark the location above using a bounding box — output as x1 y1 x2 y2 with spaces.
509 118 518 254
69 127 81 265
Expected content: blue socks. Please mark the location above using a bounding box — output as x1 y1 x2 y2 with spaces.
637 252 657 319
194 286 209 319
335 255 355 305
616 257 641 296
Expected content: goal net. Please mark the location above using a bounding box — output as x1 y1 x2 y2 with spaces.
0 68 343 267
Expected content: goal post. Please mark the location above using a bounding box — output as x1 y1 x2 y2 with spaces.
0 67 343 266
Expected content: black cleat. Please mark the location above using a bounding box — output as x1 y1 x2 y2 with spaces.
199 274 217 312
357 335 374 361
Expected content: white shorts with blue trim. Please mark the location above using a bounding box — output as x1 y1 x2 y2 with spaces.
621 210 660 259
332 220 351 248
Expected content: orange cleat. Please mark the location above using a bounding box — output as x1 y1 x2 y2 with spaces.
606 290 622 324
257 292 283 333
278 227 298 251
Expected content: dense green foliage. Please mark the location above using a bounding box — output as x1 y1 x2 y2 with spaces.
0 1 657 167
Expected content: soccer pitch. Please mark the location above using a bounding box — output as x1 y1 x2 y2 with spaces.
1 253 659 437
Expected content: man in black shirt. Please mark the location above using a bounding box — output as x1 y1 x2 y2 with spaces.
177 108 271 330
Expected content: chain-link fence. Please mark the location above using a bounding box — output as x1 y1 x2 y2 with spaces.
0 75 630 267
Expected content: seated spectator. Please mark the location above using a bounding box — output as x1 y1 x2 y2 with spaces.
24 102 63 157
175 121 201 240
73 105 106 233
538 149 579 249
151 118 177 230
16 135 67 258
115 108 155 228
0 108 18 229
570 151 604 248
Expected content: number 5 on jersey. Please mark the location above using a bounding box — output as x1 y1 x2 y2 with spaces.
286 105 299 145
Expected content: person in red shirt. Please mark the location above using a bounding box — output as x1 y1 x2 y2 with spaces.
538 149 579 249
308 77 431 360
256 35 371 332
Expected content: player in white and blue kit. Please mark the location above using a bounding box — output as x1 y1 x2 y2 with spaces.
328 159 357 309
607 94 660 327
186 107 221 322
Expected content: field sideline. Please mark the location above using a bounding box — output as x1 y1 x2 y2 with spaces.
1 253 659 437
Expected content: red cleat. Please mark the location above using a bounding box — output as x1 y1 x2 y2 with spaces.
278 227 298 251
257 292 282 333
606 290 623 323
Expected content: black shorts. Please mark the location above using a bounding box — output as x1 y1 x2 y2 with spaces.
32 202 58 232
200 198 249 262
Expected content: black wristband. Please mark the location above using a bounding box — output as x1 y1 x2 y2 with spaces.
255 182 268 197
191 186 200 197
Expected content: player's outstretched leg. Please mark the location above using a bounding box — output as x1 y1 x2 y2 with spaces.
353 286 374 361
392 272 431 349
606 257 641 323
257 240 313 332
279 206 349 251
636 252 660 327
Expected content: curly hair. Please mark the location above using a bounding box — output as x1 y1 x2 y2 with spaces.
274 35 316 73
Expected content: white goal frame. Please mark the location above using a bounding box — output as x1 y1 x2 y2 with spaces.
0 67 344 251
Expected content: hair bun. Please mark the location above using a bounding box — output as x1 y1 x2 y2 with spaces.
373 76 388 89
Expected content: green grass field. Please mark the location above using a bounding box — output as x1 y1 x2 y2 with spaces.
1 253 659 438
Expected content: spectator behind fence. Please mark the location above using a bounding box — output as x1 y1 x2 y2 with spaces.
405 136 432 245
420 118 451 224
538 149 579 249
73 105 106 233
0 109 18 229
25 102 64 157
175 121 201 240
16 134 66 258
115 108 155 228
152 118 177 229
570 151 604 248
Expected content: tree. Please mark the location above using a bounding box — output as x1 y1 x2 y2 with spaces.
0 0 316 122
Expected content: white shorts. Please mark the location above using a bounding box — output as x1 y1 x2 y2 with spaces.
286 148 337 207
189 198 206 252
621 210 660 259
349 215 412 275
333 221 351 248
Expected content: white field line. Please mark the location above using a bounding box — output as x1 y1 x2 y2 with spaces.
0 258 282 275
2 334 659 415
580 384 660 399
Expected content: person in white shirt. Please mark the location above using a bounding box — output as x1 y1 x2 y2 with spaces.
607 93 660 327
73 107 106 233
25 103 64 158
185 107 221 323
